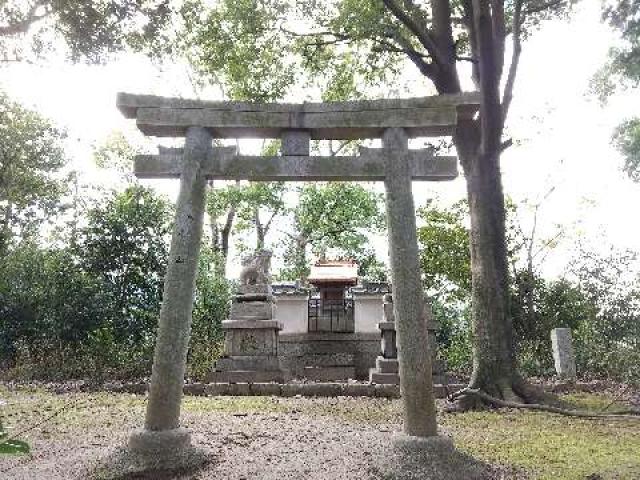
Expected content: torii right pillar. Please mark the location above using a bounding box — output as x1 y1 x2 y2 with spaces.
383 127 438 438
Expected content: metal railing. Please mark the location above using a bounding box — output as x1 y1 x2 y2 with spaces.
308 298 354 333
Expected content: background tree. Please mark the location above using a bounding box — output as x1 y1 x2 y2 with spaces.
612 118 640 182
235 182 288 251
0 92 67 257
594 1 640 182
0 0 175 63
80 185 172 349
417 199 595 378
178 0 573 407
279 182 386 281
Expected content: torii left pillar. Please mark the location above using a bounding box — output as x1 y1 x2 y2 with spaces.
129 126 211 456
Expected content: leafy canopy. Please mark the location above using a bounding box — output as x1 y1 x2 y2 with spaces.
0 91 67 254
594 1 640 181
0 0 174 62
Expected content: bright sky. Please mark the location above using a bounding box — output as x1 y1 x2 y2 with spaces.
2 2 639 279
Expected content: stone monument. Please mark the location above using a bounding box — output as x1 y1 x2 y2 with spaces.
370 293 446 385
551 327 577 380
211 250 285 383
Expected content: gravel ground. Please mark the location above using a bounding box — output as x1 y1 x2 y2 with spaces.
0 397 522 480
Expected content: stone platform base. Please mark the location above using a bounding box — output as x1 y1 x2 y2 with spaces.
89 428 208 478
279 332 379 380
129 427 191 455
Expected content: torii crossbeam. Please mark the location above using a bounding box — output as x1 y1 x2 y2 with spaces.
116 91 479 460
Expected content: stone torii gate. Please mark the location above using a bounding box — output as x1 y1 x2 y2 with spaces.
116 91 479 459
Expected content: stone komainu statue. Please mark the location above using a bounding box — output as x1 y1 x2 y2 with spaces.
239 250 272 285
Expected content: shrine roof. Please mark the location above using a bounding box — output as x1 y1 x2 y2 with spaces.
308 261 359 285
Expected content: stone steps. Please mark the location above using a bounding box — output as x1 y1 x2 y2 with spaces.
302 366 357 381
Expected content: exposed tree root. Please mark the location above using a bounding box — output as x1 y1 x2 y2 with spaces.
448 388 640 420
444 376 561 412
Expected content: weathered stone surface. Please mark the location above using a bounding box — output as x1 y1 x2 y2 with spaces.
551 328 577 380
293 383 344 397
237 284 272 295
142 126 211 434
229 301 275 319
182 383 206 396
302 366 356 381
222 319 282 330
376 356 399 373
224 328 279 357
374 384 401 398
370 372 401 385
117 91 480 139
278 332 378 380
134 150 458 182
383 301 395 322
207 371 285 384
299 353 355 367
215 355 281 372
384 127 438 437
342 383 376 397
381 329 397 358
249 383 282 396
282 129 311 155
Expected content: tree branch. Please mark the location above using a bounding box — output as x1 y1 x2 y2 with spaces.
381 0 445 65
380 30 437 79
524 0 566 16
0 1 50 37
501 0 523 123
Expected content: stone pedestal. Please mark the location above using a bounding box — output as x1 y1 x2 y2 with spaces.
211 254 285 383
551 327 577 380
369 294 446 385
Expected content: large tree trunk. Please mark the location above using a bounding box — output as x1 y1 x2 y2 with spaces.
453 121 552 409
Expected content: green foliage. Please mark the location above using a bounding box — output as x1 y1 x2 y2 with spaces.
189 246 232 380
181 0 294 101
512 274 594 376
81 185 172 347
417 200 640 381
568 247 640 382
612 118 640 182
0 91 67 256
297 182 384 255
279 182 385 281
0 0 174 62
0 244 114 378
0 430 29 455
594 2 640 182
431 299 472 374
597 0 640 97
93 130 139 177
417 200 471 301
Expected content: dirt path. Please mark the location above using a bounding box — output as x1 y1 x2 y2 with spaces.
0 396 516 480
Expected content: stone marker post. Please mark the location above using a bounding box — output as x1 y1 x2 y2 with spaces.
383 127 438 438
129 126 211 454
551 328 577 380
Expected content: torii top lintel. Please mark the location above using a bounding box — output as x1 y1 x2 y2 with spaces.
116 92 480 140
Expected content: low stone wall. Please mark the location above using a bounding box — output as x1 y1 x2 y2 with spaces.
102 381 466 399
